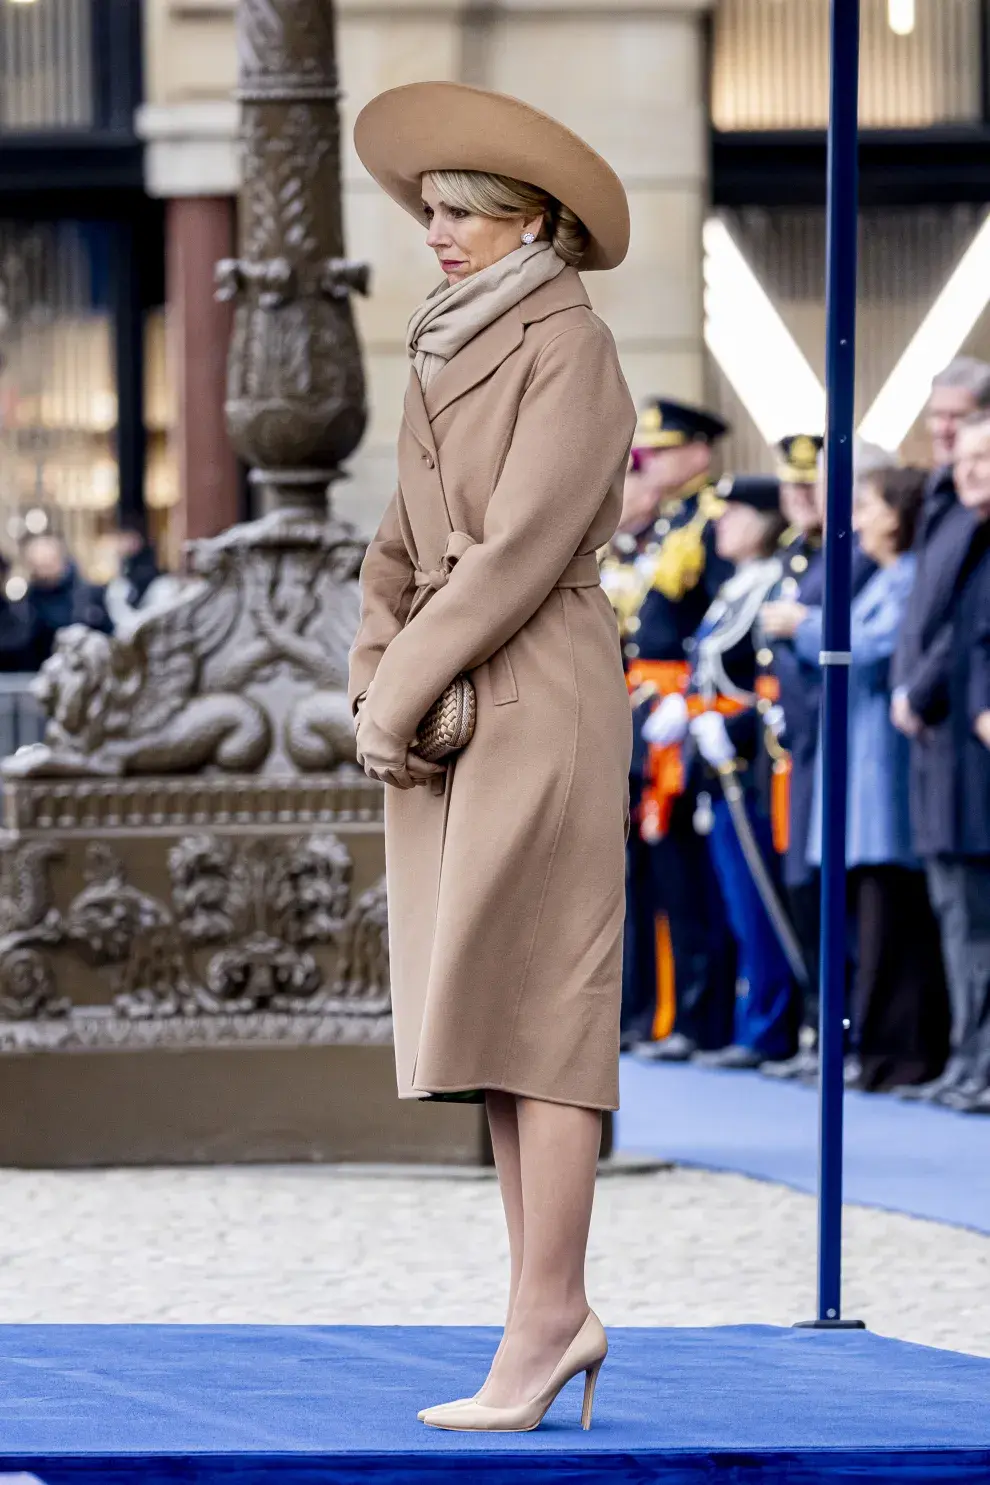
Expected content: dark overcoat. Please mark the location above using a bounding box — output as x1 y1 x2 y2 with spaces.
915 523 990 858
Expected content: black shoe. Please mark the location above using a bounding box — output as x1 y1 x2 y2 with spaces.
761 1048 818 1081
633 1032 697 1063
693 1043 764 1071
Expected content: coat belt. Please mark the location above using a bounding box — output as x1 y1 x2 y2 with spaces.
412 532 600 606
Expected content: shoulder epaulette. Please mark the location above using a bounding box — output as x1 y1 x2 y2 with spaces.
698 487 727 523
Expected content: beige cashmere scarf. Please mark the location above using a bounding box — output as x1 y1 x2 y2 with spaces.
406 242 567 392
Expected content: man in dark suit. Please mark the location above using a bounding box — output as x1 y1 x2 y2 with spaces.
891 358 990 1104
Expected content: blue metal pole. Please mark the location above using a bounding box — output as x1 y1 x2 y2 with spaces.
816 0 861 1326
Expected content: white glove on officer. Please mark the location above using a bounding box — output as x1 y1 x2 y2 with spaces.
763 704 786 740
690 711 736 769
641 692 689 747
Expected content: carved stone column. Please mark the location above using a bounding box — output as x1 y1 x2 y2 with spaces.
0 0 491 1168
218 0 369 514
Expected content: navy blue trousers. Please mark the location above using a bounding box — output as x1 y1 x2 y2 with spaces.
622 787 736 1050
708 796 799 1060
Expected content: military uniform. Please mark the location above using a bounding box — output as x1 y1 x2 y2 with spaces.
757 435 875 1078
604 399 737 1056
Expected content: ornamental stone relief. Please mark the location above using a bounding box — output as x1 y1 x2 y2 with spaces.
0 835 391 1052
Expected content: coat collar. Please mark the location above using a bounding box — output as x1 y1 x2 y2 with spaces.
421 266 591 421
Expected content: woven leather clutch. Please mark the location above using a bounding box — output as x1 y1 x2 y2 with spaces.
413 674 477 763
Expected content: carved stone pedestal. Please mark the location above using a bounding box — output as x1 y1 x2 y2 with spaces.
0 0 495 1167
0 776 490 1166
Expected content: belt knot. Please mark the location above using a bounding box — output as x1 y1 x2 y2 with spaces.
410 530 476 615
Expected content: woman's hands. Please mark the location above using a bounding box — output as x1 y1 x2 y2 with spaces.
760 600 808 640
355 704 445 790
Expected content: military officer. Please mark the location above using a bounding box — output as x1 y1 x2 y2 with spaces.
754 435 826 1076
758 435 880 1079
609 398 737 1059
643 474 800 1068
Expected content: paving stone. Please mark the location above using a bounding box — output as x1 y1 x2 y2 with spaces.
0 1166 986 1357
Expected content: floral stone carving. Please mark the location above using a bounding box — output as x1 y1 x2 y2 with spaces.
0 832 391 1050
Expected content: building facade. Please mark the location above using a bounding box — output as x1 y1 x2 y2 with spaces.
2 0 989 562
0 0 167 581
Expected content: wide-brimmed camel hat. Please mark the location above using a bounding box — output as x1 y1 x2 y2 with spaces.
353 82 629 272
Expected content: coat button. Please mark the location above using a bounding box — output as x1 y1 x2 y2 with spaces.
423 453 435 469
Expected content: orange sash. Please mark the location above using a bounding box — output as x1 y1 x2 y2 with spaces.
755 674 792 855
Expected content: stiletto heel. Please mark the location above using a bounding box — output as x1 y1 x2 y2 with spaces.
581 1356 603 1430
421 1311 608 1432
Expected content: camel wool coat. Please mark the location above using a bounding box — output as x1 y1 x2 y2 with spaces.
348 267 636 1109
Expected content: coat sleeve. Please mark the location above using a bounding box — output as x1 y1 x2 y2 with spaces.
795 577 909 670
847 573 911 666
361 323 636 741
906 625 953 723
347 492 417 714
793 606 823 666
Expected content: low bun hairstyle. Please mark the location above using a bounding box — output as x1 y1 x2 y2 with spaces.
427 169 590 267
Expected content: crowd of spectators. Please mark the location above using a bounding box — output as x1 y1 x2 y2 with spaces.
0 517 173 674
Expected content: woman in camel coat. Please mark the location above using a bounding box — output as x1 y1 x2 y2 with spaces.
349 82 636 1431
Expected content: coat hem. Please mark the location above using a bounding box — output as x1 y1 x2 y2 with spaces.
405 1081 619 1113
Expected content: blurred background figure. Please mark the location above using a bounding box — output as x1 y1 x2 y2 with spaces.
0 548 34 672
891 358 990 746
915 412 990 1115
760 437 888 1081
103 514 182 629
613 400 738 1064
891 359 990 1106
776 468 949 1093
22 532 110 669
757 434 826 1079
644 474 798 1072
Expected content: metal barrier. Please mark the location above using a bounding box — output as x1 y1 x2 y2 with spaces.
0 674 45 768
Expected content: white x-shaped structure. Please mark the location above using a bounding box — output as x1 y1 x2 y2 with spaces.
703 211 990 452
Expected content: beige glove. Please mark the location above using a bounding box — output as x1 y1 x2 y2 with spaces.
355 705 444 790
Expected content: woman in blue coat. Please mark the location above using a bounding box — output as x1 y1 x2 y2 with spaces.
763 468 949 1090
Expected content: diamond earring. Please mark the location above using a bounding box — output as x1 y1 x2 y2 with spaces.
521 232 536 244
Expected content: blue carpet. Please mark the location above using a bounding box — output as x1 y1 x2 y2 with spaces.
1 1324 989 1483
617 1058 990 1234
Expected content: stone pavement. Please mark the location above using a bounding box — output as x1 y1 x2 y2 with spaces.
1 1164 987 1356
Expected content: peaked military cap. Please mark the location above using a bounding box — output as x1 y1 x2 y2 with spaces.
633 398 729 451
716 474 781 513
777 434 823 485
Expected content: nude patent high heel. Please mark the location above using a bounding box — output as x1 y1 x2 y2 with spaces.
420 1311 607 1433
416 1333 509 1421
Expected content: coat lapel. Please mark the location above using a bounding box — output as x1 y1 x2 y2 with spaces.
403 369 437 457
424 310 524 421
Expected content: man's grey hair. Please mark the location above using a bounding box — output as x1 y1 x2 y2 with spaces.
931 356 990 407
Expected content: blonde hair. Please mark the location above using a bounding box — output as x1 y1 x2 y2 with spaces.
427 169 589 268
